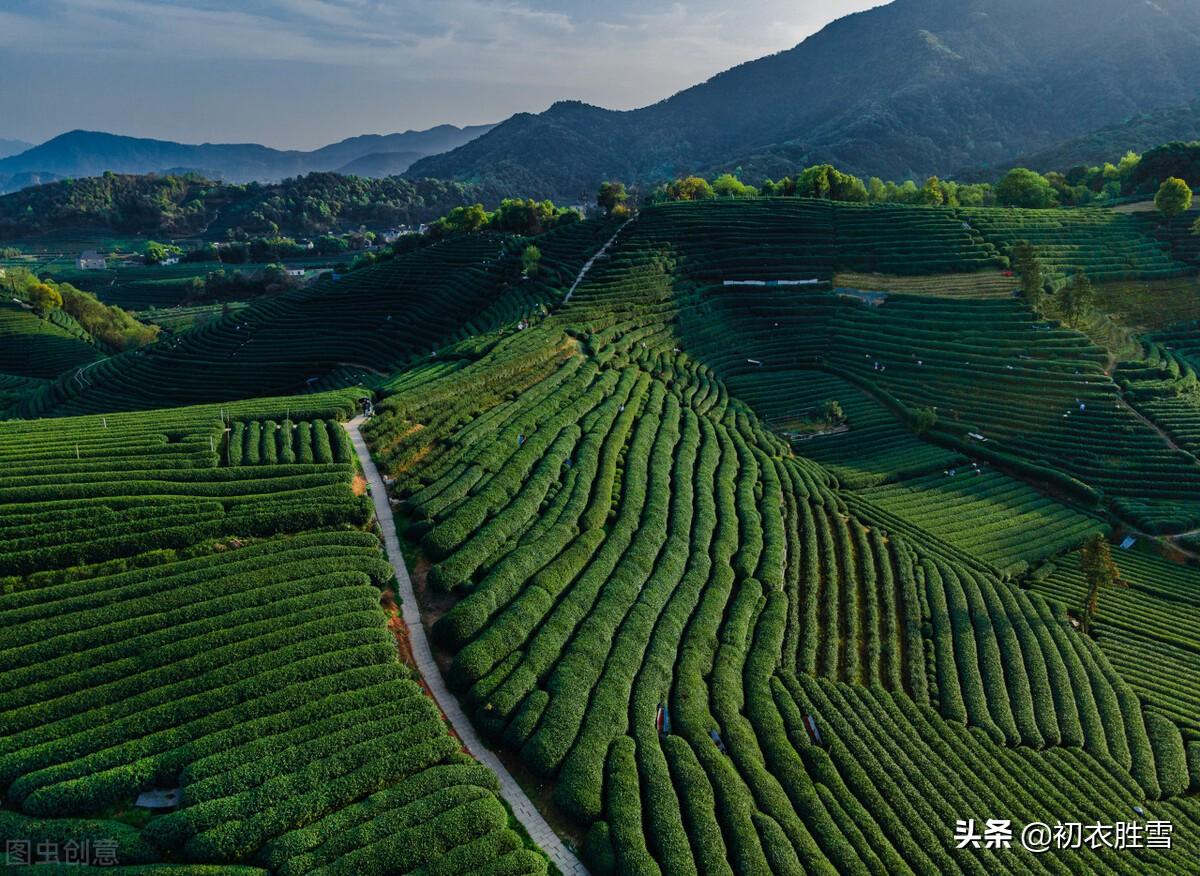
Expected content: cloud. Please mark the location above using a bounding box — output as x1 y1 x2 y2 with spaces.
0 0 884 144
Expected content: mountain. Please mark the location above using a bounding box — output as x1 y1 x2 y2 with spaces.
959 98 1200 179
0 171 64 195
0 172 485 238
0 124 495 183
305 125 494 169
336 151 426 178
408 0 1200 199
0 140 32 160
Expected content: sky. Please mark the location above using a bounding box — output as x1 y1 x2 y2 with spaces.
0 1 882 150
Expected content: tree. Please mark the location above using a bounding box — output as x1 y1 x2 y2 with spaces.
795 164 869 203
1154 177 1193 218
1011 241 1045 314
434 203 489 235
1056 269 1095 327
1078 535 1126 635
666 176 715 201
817 399 844 426
521 244 541 277
996 168 1058 208
917 176 945 206
28 281 62 313
906 406 938 435
711 173 755 198
597 181 628 216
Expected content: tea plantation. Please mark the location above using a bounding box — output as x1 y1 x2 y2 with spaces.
3 198 1200 873
0 392 546 874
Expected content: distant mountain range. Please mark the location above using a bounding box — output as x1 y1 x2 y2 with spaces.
408 0 1200 199
0 124 494 192
0 140 32 160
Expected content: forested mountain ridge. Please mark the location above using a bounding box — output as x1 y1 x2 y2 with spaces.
0 172 486 238
408 0 1200 199
959 98 1200 180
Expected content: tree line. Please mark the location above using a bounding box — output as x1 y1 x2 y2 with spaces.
591 140 1200 213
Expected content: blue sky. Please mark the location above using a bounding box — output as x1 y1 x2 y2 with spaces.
0 1 881 149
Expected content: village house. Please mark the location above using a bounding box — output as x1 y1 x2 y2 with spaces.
77 250 107 270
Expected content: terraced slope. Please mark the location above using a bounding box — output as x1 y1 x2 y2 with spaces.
360 220 1198 872
0 301 101 378
1033 548 1200 744
6 198 1199 874
725 369 962 489
963 208 1189 281
12 219 617 418
855 468 1106 576
0 391 546 875
833 271 1020 299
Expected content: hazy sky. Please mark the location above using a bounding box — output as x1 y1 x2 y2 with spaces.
0 1 882 149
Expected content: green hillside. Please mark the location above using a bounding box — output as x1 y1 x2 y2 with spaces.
0 391 545 875
4 197 1199 874
0 301 101 378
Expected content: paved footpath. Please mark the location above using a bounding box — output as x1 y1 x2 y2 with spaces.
346 417 589 876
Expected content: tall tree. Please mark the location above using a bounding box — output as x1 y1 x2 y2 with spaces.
597 181 628 216
521 244 541 277
996 168 1058 209
1078 535 1126 635
1155 176 1193 218
1011 241 1044 314
918 176 946 205
1056 269 1095 327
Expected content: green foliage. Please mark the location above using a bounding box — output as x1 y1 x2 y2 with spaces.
0 397 537 875
905 406 937 435
816 399 843 426
661 176 716 202
597 181 629 217
521 244 541 277
0 172 486 238
794 165 868 203
28 281 62 313
710 173 756 199
432 199 580 238
144 240 183 264
1131 140 1200 194
1011 241 1044 312
1056 268 1096 328
0 267 157 351
1154 176 1193 217
1078 534 1121 635
995 168 1058 208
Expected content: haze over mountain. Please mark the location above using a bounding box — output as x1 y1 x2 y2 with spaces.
408 0 1200 199
0 124 494 187
959 97 1200 181
0 140 32 160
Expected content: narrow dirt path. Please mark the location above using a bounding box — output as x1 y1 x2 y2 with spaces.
345 416 589 876
563 216 635 303
1117 395 1196 461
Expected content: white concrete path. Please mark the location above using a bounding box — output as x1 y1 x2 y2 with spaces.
345 417 589 876
562 216 635 303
